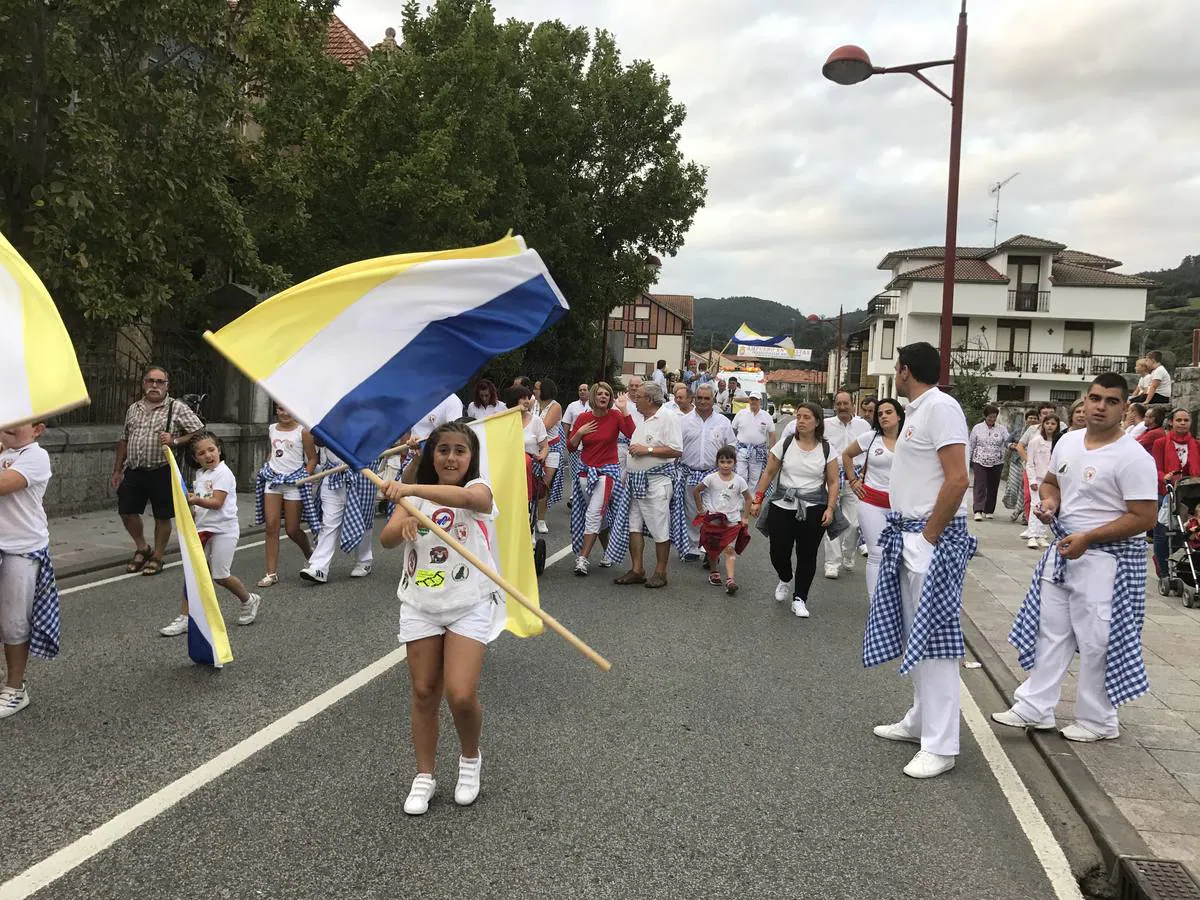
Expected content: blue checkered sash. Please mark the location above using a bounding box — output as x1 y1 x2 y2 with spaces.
1008 518 1150 706
312 459 377 554
677 464 714 558
11 548 61 660
610 461 683 552
570 464 629 564
736 442 769 469
254 461 320 534
546 422 567 506
863 513 976 673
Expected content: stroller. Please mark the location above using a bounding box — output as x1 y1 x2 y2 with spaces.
525 453 548 576
1163 476 1200 608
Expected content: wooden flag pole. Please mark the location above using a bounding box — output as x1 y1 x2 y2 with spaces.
294 443 410 486
360 468 612 672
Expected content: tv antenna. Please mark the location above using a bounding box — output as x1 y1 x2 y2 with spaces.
988 172 1019 247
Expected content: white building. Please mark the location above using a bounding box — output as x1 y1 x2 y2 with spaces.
864 235 1153 404
608 292 694 378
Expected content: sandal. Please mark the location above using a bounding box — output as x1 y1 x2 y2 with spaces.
725 579 738 596
141 556 164 576
708 571 722 587
257 573 279 588
126 546 151 573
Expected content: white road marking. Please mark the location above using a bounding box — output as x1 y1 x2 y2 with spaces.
545 544 574 568
2 543 575 899
59 540 268 596
958 680 1084 900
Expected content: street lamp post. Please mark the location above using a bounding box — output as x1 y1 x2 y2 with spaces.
823 1 968 388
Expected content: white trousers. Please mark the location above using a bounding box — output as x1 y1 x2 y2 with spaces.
579 475 613 534
1011 551 1119 735
0 553 37 645
736 446 766 493
684 482 701 548
824 491 860 573
895 560 961 756
309 483 374 572
857 500 889 602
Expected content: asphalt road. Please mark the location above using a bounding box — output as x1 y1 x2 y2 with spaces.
4 496 1099 899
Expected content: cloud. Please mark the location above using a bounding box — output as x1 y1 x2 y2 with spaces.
336 0 1200 310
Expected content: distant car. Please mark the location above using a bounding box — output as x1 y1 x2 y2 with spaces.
779 402 795 416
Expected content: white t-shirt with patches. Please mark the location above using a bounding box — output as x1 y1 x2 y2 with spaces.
700 472 750 522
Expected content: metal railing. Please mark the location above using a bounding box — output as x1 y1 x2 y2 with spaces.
1007 289 1050 312
867 294 899 317
951 348 1137 376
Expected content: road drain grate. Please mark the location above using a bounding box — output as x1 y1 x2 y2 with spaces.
1117 857 1200 900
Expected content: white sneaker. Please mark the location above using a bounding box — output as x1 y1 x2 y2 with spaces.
984 514 994 519
598 559 613 568
1037 539 1050 549
1027 538 1040 549
991 708 1055 730
823 567 840 579
873 722 920 744
973 512 983 521
404 773 437 815
350 562 373 578
842 558 855 573
791 598 810 618
0 683 29 719
159 614 188 637
536 520 549 534
903 750 956 779
574 556 589 577
774 580 791 602
1019 530 1031 539
299 565 328 584
455 754 482 806
1061 723 1119 743
238 593 261 626
859 544 869 557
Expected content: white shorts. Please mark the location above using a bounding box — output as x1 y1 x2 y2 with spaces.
0 552 37 645
397 595 504 646
202 531 239 580
265 483 301 502
545 450 562 471
628 476 673 542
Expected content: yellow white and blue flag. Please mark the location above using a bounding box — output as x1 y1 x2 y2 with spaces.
469 408 542 638
0 230 90 429
732 322 790 347
166 452 233 668
203 235 569 470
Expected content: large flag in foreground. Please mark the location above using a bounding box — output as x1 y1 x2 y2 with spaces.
166 451 233 668
469 409 542 638
204 234 569 470
0 231 90 429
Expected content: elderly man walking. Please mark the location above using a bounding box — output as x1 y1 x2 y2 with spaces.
864 342 974 779
614 382 683 588
680 384 736 559
732 392 774 488
110 366 204 576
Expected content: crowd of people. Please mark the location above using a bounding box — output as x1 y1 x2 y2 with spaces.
0 343 1179 811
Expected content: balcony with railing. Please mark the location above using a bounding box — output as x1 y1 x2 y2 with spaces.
951 348 1137 378
1007 289 1051 312
867 293 899 317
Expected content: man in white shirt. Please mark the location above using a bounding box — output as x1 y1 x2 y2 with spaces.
817 391 873 578
618 375 645 473
731 393 775 488
865 342 971 780
651 360 668 391
680 383 736 557
995 372 1158 742
614 382 683 589
664 383 693 417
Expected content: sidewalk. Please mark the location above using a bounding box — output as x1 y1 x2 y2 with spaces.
49 493 262 577
965 515 1200 881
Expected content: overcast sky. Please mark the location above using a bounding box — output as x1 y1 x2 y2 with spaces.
337 0 1199 315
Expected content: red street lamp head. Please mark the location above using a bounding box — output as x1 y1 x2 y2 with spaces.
822 45 876 85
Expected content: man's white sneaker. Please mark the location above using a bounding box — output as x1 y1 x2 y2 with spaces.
985 513 994 519
774 580 791 602
598 559 613 568
0 683 29 719
903 750 956 779
1027 538 1040 549
859 544 869 557
159 614 188 637
403 774 437 815
299 565 328 584
872 722 920 744
574 556 589 577
1037 539 1050 549
536 520 549 534
455 754 482 806
350 562 373 578
973 512 983 522
823 567 840 580
1019 530 1031 539
842 559 855 573
238 593 262 626
791 598 810 618
1061 723 1119 743
991 708 1055 730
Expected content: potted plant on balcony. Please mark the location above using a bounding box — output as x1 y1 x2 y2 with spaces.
1052 362 1070 374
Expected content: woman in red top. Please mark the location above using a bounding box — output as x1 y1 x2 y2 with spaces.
567 382 634 575
1150 408 1200 589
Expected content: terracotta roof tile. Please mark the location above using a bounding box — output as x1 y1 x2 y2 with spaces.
325 15 369 67
765 369 825 384
994 233 1067 251
1055 249 1122 270
647 293 694 325
877 246 992 270
887 259 1008 289
1049 263 1155 288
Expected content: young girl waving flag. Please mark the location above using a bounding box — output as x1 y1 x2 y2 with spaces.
381 422 505 816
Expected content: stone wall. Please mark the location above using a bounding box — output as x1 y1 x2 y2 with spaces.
39 423 270 518
1174 367 1200 435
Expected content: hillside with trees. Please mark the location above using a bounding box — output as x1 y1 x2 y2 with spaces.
1134 255 1200 367
693 295 867 369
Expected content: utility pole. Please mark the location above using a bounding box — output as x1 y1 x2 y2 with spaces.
835 305 844 391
